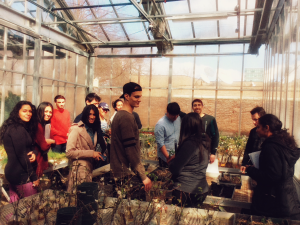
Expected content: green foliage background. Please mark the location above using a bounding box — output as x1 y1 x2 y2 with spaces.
1 91 21 120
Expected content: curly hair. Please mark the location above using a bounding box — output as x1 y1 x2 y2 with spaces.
81 104 100 132
0 101 38 144
259 114 298 150
37 102 53 127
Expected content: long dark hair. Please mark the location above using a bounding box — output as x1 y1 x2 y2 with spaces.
81 105 100 132
0 101 38 144
259 114 298 150
37 102 53 127
178 112 208 161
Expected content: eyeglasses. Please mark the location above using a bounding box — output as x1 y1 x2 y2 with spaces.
102 109 109 112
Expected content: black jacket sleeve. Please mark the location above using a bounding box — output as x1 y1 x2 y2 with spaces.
242 128 256 166
246 145 282 185
210 118 219 155
97 128 107 154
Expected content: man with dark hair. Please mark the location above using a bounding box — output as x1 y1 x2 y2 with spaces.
155 102 181 168
74 93 101 123
241 106 266 173
192 99 219 163
51 95 70 153
73 93 106 162
110 82 152 191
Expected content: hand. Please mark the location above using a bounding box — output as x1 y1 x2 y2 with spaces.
109 129 111 136
27 151 36 163
46 139 55 145
167 155 175 164
93 151 102 161
142 177 152 192
33 179 40 187
210 154 216 164
240 166 246 173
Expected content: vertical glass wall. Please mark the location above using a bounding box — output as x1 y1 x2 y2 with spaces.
264 0 300 179
0 26 89 123
95 44 264 135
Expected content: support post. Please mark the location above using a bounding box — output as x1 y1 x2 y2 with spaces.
73 54 79 120
32 39 41 106
0 27 7 124
21 35 28 101
87 55 95 94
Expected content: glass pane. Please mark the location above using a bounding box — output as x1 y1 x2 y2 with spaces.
216 91 240 135
218 55 242 89
7 30 24 72
112 58 130 86
41 43 54 79
244 45 264 89
2 72 21 120
41 78 54 103
66 86 75 121
67 52 76 83
172 57 194 88
194 57 217 89
150 89 168 127
78 55 87 85
75 87 87 117
26 76 33 102
56 49 67 81
151 58 169 88
171 89 192 114
241 91 263 135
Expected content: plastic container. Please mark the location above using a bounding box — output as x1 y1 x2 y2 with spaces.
56 207 82 225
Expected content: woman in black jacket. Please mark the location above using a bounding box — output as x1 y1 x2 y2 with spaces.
246 114 300 219
0 101 39 202
168 112 210 207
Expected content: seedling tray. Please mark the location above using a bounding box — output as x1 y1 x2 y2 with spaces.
218 173 242 189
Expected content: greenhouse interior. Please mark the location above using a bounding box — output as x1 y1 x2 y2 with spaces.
0 0 300 224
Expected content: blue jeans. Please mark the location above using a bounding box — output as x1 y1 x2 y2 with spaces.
51 143 66 153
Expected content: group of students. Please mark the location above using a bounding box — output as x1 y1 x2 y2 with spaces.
1 81 300 220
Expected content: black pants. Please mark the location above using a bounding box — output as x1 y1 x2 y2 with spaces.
172 189 207 208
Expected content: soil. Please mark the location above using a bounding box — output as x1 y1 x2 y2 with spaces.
210 182 235 198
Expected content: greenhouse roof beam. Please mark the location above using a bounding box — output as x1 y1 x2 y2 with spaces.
249 0 273 54
51 0 183 11
96 52 249 58
88 37 252 48
186 0 195 38
43 9 261 25
266 0 285 41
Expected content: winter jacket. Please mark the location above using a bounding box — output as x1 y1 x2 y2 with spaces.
242 127 264 166
169 135 211 194
4 124 37 185
66 121 97 192
74 113 107 154
201 114 219 155
246 136 300 219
